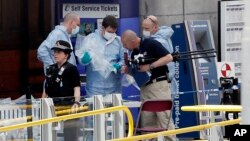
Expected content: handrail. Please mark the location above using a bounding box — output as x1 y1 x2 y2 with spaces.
1 105 81 110
0 106 134 138
181 105 242 112
55 106 88 116
0 106 89 123
110 118 240 141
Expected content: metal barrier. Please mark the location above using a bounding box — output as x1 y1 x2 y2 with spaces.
0 94 129 140
110 104 242 141
0 106 88 125
110 118 240 141
0 105 134 138
0 105 31 121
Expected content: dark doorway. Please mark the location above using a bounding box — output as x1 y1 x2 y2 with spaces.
0 0 52 99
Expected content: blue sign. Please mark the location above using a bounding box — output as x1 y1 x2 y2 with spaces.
171 23 199 138
172 20 220 139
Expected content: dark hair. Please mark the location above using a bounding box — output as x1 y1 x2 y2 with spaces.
102 15 118 29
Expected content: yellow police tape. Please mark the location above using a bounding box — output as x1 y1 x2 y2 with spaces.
0 105 134 138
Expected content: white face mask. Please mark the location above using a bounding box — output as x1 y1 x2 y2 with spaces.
103 31 115 41
142 30 151 38
71 26 79 35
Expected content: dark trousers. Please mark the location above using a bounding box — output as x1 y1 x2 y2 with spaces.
63 119 81 141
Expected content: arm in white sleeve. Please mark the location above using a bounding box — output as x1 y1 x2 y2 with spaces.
37 40 55 66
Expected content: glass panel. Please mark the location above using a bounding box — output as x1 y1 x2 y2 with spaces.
0 96 91 141
103 95 114 140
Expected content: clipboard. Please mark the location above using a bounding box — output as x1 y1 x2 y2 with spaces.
130 68 150 87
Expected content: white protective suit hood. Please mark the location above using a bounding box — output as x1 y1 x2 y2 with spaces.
152 26 174 40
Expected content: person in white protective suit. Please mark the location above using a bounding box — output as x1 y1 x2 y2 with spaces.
142 15 178 98
37 12 80 73
76 15 126 97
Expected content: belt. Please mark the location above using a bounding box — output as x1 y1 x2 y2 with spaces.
145 76 170 86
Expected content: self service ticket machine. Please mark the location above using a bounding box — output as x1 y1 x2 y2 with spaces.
171 20 221 139
54 0 140 96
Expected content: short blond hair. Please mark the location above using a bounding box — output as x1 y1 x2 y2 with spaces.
63 12 79 22
146 15 159 25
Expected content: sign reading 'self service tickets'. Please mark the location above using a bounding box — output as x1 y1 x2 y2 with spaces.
63 4 120 18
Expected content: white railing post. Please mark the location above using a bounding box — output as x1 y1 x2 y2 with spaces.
112 94 125 139
94 95 105 141
40 98 56 141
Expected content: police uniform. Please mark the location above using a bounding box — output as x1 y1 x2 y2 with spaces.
45 40 81 141
45 62 80 100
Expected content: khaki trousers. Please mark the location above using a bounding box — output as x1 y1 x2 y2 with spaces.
140 80 176 141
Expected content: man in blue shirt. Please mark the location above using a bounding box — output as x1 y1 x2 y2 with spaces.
37 12 80 73
76 15 125 97
121 30 176 141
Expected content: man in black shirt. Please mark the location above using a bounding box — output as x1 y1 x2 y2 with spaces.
121 30 176 141
43 40 81 141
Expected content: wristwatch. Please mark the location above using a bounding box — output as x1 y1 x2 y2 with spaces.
149 64 154 70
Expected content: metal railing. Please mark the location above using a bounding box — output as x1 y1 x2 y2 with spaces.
0 105 134 138
110 118 240 141
0 106 89 124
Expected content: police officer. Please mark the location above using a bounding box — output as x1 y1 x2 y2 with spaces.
43 40 81 141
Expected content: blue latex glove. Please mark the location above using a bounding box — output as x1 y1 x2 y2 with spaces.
81 51 92 65
113 63 122 72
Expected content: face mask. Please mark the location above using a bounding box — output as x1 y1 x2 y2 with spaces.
71 26 79 35
142 30 151 38
103 31 115 41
